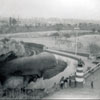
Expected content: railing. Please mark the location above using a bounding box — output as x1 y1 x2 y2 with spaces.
84 63 100 78
45 48 100 80
44 49 80 61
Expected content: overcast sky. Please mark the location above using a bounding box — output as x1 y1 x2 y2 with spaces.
0 0 100 20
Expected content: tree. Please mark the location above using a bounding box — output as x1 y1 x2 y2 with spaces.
55 24 63 32
0 37 26 56
12 18 17 25
88 43 100 56
77 42 83 49
50 32 59 40
97 29 100 33
63 34 71 38
9 17 17 26
50 32 59 37
92 28 96 33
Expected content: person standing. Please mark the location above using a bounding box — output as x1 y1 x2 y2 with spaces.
59 76 64 89
64 77 68 88
91 81 94 89
69 76 72 87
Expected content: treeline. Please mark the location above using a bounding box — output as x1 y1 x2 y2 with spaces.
0 17 100 34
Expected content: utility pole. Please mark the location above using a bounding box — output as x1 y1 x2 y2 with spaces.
74 26 80 55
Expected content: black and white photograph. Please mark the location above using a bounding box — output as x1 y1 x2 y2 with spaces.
0 0 100 99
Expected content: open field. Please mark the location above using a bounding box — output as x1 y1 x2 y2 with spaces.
68 34 100 48
10 34 100 54
0 31 100 52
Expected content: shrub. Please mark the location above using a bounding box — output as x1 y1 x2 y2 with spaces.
50 32 59 37
63 34 71 38
0 37 26 57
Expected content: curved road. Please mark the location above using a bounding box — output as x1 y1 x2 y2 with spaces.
44 66 100 99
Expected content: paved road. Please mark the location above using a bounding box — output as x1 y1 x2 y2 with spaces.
45 49 95 72
44 68 100 99
27 52 94 90
43 54 77 89
26 48 95 90
27 54 78 90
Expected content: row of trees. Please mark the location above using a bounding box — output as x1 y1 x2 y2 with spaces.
0 17 100 34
